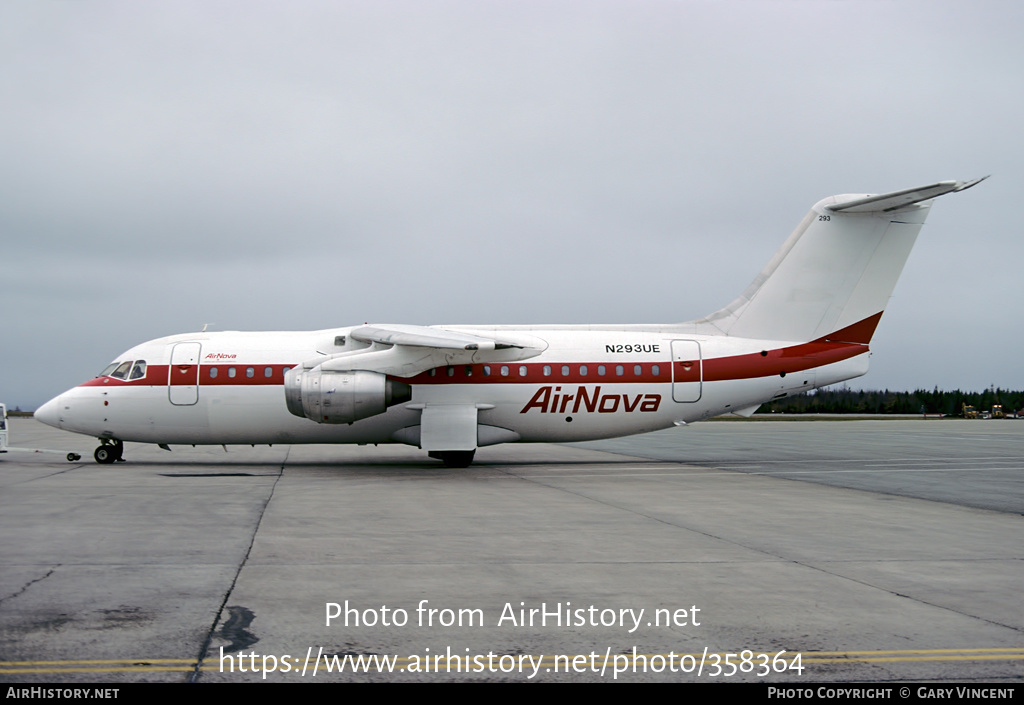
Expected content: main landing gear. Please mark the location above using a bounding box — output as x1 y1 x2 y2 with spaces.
428 450 476 468
94 439 124 464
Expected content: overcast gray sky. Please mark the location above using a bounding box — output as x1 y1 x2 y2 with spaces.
2 1 1020 411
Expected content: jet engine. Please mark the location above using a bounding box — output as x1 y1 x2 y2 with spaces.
284 367 411 424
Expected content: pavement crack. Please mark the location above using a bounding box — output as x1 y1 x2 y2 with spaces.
0 566 58 607
803 564 1024 635
2 464 88 487
188 449 288 682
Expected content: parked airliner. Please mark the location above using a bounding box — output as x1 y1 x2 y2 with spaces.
35 179 985 466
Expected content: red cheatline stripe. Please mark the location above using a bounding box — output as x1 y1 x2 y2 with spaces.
75 341 867 389
79 365 292 388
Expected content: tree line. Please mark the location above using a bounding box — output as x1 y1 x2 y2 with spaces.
756 387 1023 416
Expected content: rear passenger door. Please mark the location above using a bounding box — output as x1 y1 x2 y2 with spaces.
671 340 702 403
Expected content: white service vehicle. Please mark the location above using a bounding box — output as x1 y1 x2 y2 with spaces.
0 403 81 462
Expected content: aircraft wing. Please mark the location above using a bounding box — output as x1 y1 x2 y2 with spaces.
351 324 526 351
309 324 546 378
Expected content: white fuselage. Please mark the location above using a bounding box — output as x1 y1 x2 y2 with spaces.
36 325 869 447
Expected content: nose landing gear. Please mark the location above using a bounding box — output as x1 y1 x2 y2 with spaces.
94 439 125 464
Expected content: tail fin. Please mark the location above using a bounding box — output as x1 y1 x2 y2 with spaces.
695 178 987 343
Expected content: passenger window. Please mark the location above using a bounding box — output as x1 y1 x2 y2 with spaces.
209 367 219 379
246 367 254 378
580 365 588 376
634 365 642 376
464 366 473 377
519 365 527 377
110 361 133 380
543 365 551 376
264 367 273 378
129 361 147 380
561 365 570 376
652 364 660 376
598 365 606 376
616 365 624 376
228 367 236 378
500 366 509 377
483 365 491 377
447 366 454 377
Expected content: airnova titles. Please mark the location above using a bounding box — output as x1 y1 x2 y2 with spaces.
520 386 662 415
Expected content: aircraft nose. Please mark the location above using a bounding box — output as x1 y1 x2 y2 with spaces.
34 395 63 429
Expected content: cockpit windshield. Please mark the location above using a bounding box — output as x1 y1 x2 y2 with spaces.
100 360 147 381
109 361 133 380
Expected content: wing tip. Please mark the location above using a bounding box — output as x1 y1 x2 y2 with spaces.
953 175 990 193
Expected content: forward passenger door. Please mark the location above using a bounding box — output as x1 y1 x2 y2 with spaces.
168 342 202 406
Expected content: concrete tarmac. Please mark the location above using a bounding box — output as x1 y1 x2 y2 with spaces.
1 418 1021 683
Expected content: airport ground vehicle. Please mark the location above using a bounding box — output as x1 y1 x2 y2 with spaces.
1 402 81 461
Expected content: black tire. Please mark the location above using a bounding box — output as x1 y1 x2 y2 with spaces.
436 450 476 468
67 453 80 462
94 446 116 464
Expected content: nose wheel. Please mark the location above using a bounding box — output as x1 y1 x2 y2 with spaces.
94 440 124 464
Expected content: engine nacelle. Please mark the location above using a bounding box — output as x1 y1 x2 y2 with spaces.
284 367 411 424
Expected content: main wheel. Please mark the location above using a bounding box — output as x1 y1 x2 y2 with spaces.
435 450 476 468
94 446 116 464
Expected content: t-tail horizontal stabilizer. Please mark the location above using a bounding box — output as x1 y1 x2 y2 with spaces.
826 177 988 213
695 177 987 344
